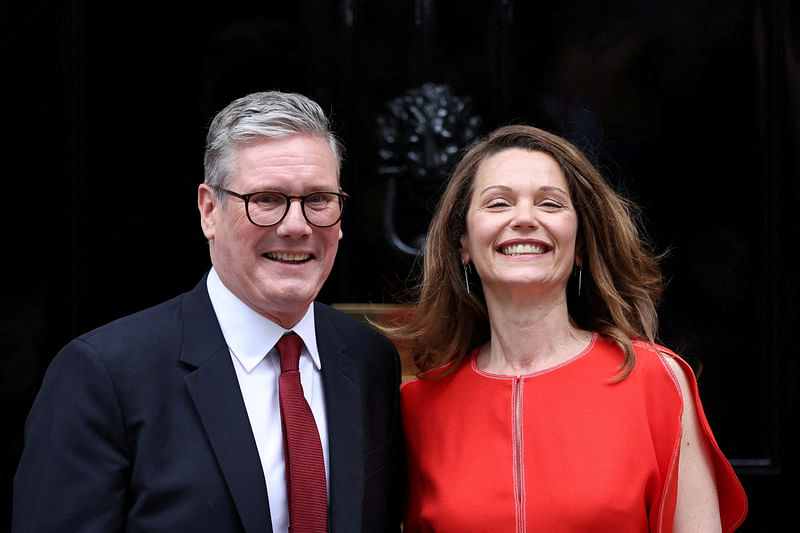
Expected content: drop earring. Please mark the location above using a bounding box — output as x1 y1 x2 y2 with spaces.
576 265 583 297
463 263 471 294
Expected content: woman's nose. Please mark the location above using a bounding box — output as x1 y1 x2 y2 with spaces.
510 202 538 229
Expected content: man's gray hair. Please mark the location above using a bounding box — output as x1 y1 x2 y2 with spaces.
204 91 344 191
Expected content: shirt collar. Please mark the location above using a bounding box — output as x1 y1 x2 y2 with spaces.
206 268 321 372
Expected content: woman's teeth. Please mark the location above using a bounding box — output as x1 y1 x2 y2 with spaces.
501 243 546 256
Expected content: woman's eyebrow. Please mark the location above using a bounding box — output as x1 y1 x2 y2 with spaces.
478 185 568 195
478 185 511 195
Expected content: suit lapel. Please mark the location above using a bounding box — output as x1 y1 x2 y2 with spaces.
180 279 272 533
315 304 364 533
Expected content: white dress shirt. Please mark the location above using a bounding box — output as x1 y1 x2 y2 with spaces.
206 268 329 533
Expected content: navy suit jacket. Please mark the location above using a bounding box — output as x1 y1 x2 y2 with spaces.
13 275 404 532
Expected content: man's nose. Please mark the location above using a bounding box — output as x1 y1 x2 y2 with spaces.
277 199 312 236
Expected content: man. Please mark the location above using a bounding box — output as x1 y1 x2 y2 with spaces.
13 91 404 532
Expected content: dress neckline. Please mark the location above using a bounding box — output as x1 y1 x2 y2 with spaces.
470 332 598 379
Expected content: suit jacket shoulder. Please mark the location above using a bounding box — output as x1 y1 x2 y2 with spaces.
13 276 269 533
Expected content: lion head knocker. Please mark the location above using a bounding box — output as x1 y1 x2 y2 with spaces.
376 83 481 255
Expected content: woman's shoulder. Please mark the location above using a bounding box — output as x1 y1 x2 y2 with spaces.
400 360 459 392
631 340 688 377
400 347 478 394
621 340 705 415
586 335 681 383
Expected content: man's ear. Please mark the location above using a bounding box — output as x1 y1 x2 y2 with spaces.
198 184 218 241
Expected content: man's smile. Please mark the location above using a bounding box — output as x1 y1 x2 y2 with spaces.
264 251 313 264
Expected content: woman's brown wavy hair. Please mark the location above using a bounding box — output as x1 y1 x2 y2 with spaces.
381 124 665 378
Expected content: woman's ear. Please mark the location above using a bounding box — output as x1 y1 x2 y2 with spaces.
574 234 585 268
459 235 470 265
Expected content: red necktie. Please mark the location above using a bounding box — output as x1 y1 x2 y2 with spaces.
277 333 328 533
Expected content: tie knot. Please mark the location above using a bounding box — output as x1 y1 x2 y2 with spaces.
277 333 303 372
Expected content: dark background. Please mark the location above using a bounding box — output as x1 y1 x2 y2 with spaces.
2 1 797 530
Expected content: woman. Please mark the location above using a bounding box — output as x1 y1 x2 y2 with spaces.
386 125 747 532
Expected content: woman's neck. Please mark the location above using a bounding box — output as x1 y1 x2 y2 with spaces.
478 287 591 376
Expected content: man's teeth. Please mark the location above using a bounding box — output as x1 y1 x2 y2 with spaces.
266 252 311 262
501 243 546 256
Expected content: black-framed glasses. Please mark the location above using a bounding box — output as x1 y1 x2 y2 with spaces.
216 187 350 228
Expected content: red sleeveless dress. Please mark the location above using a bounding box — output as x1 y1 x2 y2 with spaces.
401 334 747 532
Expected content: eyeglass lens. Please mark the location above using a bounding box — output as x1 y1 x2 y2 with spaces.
248 192 343 227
